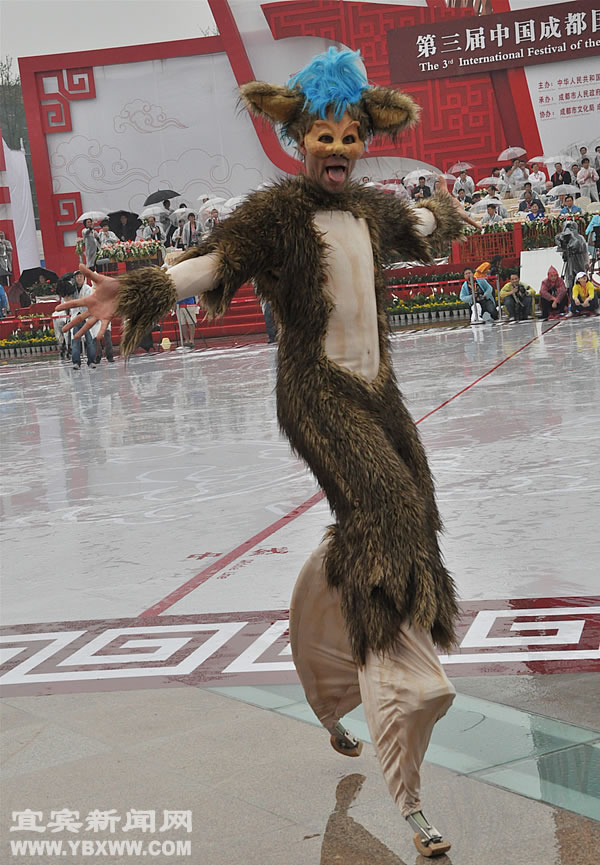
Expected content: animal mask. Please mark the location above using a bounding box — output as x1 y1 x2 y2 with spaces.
240 47 420 146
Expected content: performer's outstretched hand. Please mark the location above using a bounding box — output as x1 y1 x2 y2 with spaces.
56 265 120 339
435 176 480 230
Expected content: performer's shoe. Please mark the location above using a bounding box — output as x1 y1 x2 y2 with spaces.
406 810 451 858
329 722 363 758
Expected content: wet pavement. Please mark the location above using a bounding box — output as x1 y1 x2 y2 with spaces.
1 318 599 863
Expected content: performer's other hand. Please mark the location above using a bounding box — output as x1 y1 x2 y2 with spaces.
56 265 120 339
435 176 480 230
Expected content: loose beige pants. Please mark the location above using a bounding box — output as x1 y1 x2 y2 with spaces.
289 541 456 817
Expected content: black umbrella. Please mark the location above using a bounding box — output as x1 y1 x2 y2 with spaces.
19 267 59 288
143 189 180 206
108 210 141 240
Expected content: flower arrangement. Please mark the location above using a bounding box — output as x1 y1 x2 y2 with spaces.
0 326 57 349
387 292 468 316
75 240 161 261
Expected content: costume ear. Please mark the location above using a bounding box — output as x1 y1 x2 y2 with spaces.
361 86 420 137
239 82 304 126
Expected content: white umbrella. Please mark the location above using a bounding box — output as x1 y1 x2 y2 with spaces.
196 192 211 202
476 177 502 188
170 207 196 225
449 161 473 173
403 169 437 185
139 205 165 220
199 197 227 222
498 146 526 161
551 184 580 196
220 195 247 216
77 211 108 223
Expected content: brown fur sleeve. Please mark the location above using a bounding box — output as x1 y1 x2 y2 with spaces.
116 266 176 358
363 190 432 264
417 193 465 251
177 187 284 319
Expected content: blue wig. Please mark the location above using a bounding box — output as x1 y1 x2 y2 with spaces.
288 47 368 121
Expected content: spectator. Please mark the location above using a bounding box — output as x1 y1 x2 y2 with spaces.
0 283 9 318
176 296 198 347
489 167 508 197
585 214 600 260
412 176 431 200
69 271 97 369
171 218 186 249
460 267 498 321
579 146 588 160
539 266 568 319
81 219 100 269
518 190 544 213
452 169 475 197
95 321 115 363
500 272 535 321
481 188 508 216
576 158 599 202
527 201 544 220
571 271 598 316
182 213 201 249
529 162 546 184
116 213 136 242
502 158 529 190
98 221 119 245
560 195 581 215
0 231 13 287
594 146 600 172
480 203 503 225
550 162 571 187
361 176 370 184
158 199 174 239
571 164 580 188
205 208 220 233
455 188 472 207
142 216 164 242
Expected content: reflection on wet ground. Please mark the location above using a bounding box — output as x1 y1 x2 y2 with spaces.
320 775 413 865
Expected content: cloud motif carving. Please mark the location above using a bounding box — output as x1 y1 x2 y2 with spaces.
114 100 188 134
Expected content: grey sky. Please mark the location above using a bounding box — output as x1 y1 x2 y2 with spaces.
0 0 217 73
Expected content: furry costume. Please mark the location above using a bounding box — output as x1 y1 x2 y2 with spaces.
117 174 462 662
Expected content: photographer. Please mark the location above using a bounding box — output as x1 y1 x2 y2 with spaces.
555 221 589 291
500 272 535 322
460 267 498 321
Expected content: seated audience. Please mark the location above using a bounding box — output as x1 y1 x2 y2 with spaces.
571 271 598 316
456 188 472 207
480 203 503 225
518 190 544 213
560 195 582 215
412 177 431 200
539 266 568 319
460 267 498 321
527 202 544 220
500 272 535 321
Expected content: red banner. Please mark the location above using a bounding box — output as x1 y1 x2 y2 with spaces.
387 1 600 83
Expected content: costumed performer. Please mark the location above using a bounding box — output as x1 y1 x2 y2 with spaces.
59 47 478 858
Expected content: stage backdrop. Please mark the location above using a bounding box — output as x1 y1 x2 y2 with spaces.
19 0 600 275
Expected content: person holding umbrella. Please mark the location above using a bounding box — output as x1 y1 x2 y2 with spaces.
81 218 101 269
114 212 138 242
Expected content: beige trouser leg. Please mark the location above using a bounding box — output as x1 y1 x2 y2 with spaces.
289 540 456 817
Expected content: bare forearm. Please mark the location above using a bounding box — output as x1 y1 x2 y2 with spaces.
168 253 220 301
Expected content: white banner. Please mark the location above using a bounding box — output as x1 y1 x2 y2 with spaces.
0 138 39 272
